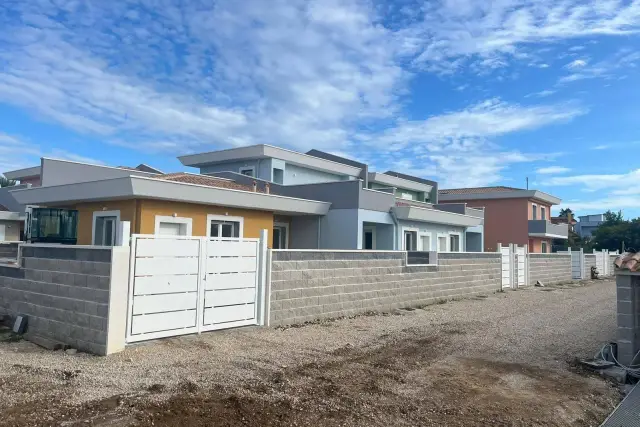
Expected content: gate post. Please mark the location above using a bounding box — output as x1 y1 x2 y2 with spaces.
257 229 269 326
580 248 584 279
509 243 517 289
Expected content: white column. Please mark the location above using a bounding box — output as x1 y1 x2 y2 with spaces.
257 229 269 326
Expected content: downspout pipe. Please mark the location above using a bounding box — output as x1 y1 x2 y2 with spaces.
389 207 400 251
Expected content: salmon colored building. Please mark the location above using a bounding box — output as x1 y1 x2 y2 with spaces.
437 186 568 253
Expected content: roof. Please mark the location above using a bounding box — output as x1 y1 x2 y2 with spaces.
305 149 367 169
385 171 438 188
615 252 640 272
438 186 522 195
157 173 263 193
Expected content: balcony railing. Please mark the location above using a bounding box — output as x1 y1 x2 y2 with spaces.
528 220 568 238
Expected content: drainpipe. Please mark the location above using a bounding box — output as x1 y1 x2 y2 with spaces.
389 207 400 251
317 216 322 249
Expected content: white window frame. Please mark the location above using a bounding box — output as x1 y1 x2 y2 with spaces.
437 233 449 252
154 215 193 236
401 227 419 251
92 210 121 246
532 203 538 220
206 214 244 238
273 221 290 249
239 166 256 177
418 232 432 251
540 206 546 220
449 232 462 252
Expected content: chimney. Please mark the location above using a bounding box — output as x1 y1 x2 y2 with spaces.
252 180 257 192
265 182 270 194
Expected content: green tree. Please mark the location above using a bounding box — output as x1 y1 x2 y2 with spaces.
591 216 640 252
558 208 573 218
602 210 624 226
0 176 16 187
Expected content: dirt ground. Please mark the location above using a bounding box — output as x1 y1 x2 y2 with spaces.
0 279 622 426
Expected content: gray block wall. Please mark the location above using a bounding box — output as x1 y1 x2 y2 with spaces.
269 251 501 326
609 255 617 276
584 254 596 279
529 254 572 285
0 242 19 259
0 246 112 354
616 273 640 366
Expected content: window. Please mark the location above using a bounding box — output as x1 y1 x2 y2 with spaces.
419 234 431 251
532 204 538 220
363 226 376 250
155 216 192 236
273 222 289 249
449 234 461 252
541 241 548 253
404 230 417 251
207 214 244 238
540 206 546 220
239 167 255 177
437 235 447 252
92 210 120 246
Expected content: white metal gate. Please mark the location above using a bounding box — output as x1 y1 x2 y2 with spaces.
514 245 527 287
126 235 266 343
594 250 605 276
570 249 584 279
499 244 512 289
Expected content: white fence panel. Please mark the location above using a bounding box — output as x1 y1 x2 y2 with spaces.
570 249 583 280
126 234 267 344
499 244 511 289
515 245 527 287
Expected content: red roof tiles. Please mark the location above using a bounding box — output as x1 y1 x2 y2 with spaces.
156 173 262 193
438 186 523 195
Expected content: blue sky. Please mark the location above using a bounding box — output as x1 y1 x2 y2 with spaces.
1 0 639 217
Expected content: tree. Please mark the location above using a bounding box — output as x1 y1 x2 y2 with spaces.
602 210 624 226
558 208 573 218
591 216 640 252
0 176 16 188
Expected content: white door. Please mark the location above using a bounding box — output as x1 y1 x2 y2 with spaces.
515 246 526 287
419 235 431 251
0 224 5 242
158 222 184 236
94 216 117 246
571 251 583 279
437 236 447 252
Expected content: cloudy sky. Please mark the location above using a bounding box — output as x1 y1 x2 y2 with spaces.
1 0 639 216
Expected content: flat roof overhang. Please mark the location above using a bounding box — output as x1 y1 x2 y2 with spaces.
393 205 483 228
529 233 568 239
10 176 331 216
439 190 561 205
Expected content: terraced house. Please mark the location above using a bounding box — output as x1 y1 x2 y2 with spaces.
438 186 568 253
6 145 485 252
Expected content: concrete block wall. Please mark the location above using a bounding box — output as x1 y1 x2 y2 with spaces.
616 273 640 366
0 245 128 355
0 243 19 259
609 254 617 277
584 254 596 279
529 254 572 285
269 251 501 326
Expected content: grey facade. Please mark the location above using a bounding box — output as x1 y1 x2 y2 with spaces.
269 251 501 325
575 214 605 238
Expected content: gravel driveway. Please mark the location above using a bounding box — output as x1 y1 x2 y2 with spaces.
0 279 621 426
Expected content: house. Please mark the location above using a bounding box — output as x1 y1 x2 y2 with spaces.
180 145 484 252
8 146 484 252
0 203 24 241
10 158 329 247
0 167 36 241
438 186 568 253
575 214 605 238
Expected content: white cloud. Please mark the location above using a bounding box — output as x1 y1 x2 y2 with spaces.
525 89 556 98
536 166 571 174
411 0 640 73
543 169 640 192
558 49 640 83
565 59 588 69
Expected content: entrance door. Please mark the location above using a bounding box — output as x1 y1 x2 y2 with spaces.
404 231 416 251
94 216 117 246
363 227 375 250
273 223 288 249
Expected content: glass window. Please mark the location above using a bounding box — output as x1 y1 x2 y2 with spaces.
404 231 416 251
420 235 431 251
438 236 447 252
273 225 288 249
94 216 117 246
210 221 240 238
541 241 548 253
541 206 546 220
449 234 460 252
240 168 254 177
532 204 538 220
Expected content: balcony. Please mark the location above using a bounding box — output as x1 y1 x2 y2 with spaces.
434 203 484 220
528 220 568 239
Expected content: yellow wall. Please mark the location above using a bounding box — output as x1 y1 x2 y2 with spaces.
138 199 274 245
71 200 138 245
70 198 275 246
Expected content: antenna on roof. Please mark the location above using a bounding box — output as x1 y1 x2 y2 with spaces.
526 177 529 190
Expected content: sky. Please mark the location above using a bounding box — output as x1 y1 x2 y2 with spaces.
0 0 639 217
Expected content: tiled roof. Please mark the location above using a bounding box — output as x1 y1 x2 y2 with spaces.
157 173 263 193
614 252 640 272
438 186 523 195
